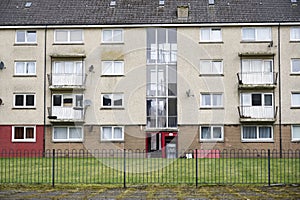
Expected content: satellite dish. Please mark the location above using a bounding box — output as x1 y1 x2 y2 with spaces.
0 61 4 70
84 99 92 106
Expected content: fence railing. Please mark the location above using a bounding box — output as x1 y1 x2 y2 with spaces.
0 149 299 187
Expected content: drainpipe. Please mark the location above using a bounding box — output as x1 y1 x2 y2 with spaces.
43 26 48 154
278 24 282 158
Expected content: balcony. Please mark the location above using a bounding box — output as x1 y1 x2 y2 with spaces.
237 72 277 89
47 107 84 123
47 73 87 90
238 106 278 123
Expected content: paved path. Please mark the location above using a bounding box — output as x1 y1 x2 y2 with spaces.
0 185 299 199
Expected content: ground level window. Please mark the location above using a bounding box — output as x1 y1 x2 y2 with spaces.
12 126 36 142
200 126 223 141
53 126 83 142
292 125 300 141
242 126 273 142
101 126 124 141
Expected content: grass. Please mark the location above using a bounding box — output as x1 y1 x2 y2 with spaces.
0 156 299 185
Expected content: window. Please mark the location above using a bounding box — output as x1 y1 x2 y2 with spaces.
291 59 300 74
242 126 273 141
290 27 300 41
200 28 222 42
102 61 124 75
53 94 83 108
242 59 273 73
14 94 35 108
101 126 124 141
54 30 83 43
53 61 83 74
242 27 271 41
200 93 223 108
16 30 36 43
15 61 36 75
200 60 223 75
292 125 300 141
291 93 300 107
200 126 223 141
53 126 83 142
102 93 124 108
12 126 35 142
102 29 123 43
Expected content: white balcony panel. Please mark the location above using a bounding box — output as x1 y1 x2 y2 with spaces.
52 107 83 120
242 106 274 119
52 74 84 86
241 72 273 85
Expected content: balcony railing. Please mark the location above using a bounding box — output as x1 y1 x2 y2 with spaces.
47 73 87 89
237 72 277 87
48 107 84 122
238 106 278 122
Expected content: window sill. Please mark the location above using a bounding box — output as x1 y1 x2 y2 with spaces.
12 140 36 143
291 139 300 142
199 140 224 143
53 43 84 45
52 140 83 143
14 43 37 46
241 140 274 143
290 40 300 43
290 73 300 76
240 40 272 43
101 42 124 45
101 75 125 77
100 107 125 110
199 107 224 110
13 75 37 77
100 140 125 143
290 107 300 109
199 41 223 44
12 107 36 110
199 74 224 77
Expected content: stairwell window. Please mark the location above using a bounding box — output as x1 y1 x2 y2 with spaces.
200 28 222 42
54 30 83 43
14 61 36 76
14 94 35 108
242 27 271 42
290 27 300 41
12 126 36 142
200 93 223 108
102 29 123 43
16 30 36 44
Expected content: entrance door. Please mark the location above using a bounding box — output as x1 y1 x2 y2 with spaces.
146 132 177 158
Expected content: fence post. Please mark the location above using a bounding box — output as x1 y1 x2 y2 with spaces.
123 149 126 189
268 149 271 186
52 149 55 188
195 149 198 187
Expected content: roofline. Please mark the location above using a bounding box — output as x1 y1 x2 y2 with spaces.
1 22 300 29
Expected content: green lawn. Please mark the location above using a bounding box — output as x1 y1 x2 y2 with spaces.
0 157 299 185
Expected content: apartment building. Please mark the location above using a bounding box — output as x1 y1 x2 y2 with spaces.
0 0 299 157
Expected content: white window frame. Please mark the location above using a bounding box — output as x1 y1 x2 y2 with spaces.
52 94 83 108
12 126 36 142
241 126 273 142
15 30 37 44
200 28 222 42
14 61 36 76
52 126 83 142
290 27 300 41
102 61 124 75
241 93 273 106
200 93 223 108
199 60 223 75
291 125 300 142
13 93 36 108
54 29 84 43
291 59 300 74
101 93 124 108
102 29 124 43
242 27 272 42
101 126 124 141
291 93 300 108
199 125 224 142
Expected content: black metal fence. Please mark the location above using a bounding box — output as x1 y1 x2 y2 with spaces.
0 149 299 187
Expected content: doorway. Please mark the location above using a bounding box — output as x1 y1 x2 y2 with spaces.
146 132 177 158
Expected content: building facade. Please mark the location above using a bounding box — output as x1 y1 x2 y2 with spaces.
0 0 299 157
